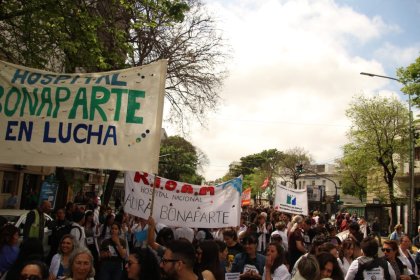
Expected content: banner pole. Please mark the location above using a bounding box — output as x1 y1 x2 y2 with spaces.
150 174 158 216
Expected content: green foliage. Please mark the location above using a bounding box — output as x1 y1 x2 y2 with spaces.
158 135 205 184
397 55 420 105
226 149 283 199
345 95 409 207
1 0 225 126
336 143 372 202
229 149 284 177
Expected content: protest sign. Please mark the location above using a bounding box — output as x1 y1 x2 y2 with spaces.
241 188 251 206
273 184 308 215
0 60 167 172
124 171 242 228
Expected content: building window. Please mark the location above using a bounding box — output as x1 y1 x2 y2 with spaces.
311 180 315 186
2 172 19 193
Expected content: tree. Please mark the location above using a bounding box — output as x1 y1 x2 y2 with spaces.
0 0 227 125
229 149 284 177
397 55 420 105
277 147 312 189
345 95 409 225
225 149 283 204
158 135 206 184
1 0 228 206
336 143 372 202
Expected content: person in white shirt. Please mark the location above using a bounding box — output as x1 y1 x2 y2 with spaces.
398 235 418 276
271 222 288 252
337 238 355 276
263 242 290 280
70 211 86 248
345 237 396 280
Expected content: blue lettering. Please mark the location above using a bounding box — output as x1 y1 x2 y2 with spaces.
74 124 88 143
10 69 29 84
103 126 117 145
111 73 127 86
43 121 56 143
58 122 71 143
5 121 18 141
87 125 103 144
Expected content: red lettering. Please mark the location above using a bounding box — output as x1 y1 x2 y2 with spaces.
181 184 193 194
134 172 149 185
165 180 177 191
199 186 215 196
154 177 161 188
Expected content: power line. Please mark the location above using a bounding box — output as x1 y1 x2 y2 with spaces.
212 117 350 127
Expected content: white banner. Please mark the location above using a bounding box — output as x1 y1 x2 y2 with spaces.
124 171 242 228
0 60 167 172
274 184 308 216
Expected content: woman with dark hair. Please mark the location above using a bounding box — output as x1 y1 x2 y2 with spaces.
125 247 161 280
0 224 20 277
19 260 49 280
231 235 266 279
382 239 416 280
337 238 354 276
83 211 98 268
318 243 339 259
214 240 228 273
98 222 127 280
316 252 343 280
264 242 290 280
97 214 114 245
223 227 243 271
196 240 224 280
5 238 44 280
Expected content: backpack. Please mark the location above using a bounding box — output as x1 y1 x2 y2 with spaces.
354 257 391 280
66 224 82 241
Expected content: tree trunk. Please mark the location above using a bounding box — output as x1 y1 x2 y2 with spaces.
103 170 119 206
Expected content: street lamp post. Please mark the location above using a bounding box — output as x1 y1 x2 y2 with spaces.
360 72 415 237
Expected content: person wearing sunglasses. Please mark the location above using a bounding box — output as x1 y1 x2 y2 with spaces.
160 239 199 280
19 260 48 280
344 236 396 280
382 240 415 280
125 247 161 280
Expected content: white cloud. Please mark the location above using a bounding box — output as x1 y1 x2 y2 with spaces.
374 42 420 68
164 0 408 181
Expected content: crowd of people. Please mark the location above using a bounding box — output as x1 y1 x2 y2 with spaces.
1 198 420 280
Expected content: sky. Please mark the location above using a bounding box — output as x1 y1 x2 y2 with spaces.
164 0 420 181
